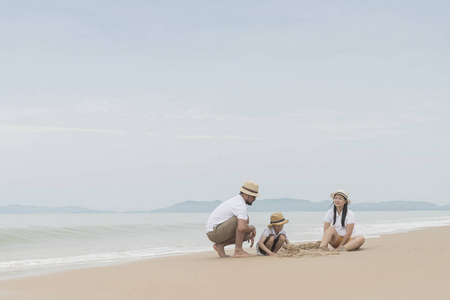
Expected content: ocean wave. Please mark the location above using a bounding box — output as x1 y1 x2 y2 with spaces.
0 247 210 270
0 222 204 246
357 216 450 235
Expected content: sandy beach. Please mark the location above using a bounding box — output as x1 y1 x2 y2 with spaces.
1 226 449 300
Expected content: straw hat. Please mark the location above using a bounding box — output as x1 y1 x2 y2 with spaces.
330 189 351 205
239 181 260 197
267 212 289 227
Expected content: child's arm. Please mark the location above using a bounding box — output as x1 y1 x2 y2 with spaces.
258 239 276 256
283 231 290 244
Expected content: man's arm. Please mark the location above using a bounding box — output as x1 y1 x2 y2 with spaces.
237 219 256 247
237 219 255 233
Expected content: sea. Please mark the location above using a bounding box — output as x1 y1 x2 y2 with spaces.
1 210 450 280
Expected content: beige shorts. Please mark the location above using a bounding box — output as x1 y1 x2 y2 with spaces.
206 216 238 244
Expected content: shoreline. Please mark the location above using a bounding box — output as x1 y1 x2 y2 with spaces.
0 225 433 281
2 210 449 282
1 226 450 299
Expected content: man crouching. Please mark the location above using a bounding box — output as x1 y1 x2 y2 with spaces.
204 181 259 258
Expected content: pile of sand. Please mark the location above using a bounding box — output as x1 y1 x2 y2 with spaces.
278 241 339 258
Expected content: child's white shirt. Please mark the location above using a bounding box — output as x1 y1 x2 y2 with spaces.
256 227 288 252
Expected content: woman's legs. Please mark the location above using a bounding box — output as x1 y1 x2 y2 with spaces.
343 236 365 251
320 226 340 249
320 226 365 251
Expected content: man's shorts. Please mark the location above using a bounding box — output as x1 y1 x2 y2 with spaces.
206 216 238 244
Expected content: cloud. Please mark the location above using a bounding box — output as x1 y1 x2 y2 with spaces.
145 132 159 137
176 134 261 140
72 98 130 114
283 108 443 138
0 99 134 123
147 106 246 122
0 125 125 135
0 107 63 121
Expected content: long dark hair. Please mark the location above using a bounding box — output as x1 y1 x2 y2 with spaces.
332 202 348 227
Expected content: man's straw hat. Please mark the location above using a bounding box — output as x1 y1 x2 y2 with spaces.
239 181 260 197
330 189 351 205
267 212 289 227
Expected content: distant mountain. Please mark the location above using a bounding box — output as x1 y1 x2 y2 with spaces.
149 200 223 213
248 198 330 212
0 204 113 214
149 199 450 213
351 201 445 211
2 199 449 214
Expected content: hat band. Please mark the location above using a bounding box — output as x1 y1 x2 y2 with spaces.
241 186 258 194
335 192 348 200
270 218 285 224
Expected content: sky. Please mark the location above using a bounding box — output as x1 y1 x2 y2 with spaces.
1 1 449 211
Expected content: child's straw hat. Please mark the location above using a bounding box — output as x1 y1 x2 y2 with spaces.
267 212 289 227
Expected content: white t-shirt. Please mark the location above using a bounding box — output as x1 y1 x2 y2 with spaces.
324 208 356 237
256 227 288 252
204 194 248 233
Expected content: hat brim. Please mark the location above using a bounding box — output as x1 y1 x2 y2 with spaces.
267 220 289 227
330 192 351 205
239 187 260 197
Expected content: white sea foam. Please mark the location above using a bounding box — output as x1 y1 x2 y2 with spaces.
0 248 209 269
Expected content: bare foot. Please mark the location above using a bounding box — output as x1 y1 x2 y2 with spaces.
213 244 229 257
233 249 253 258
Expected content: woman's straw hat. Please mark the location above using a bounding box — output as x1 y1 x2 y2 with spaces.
239 181 260 197
330 189 351 205
267 212 289 227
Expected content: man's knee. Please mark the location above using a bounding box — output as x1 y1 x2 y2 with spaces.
278 234 286 243
209 216 238 243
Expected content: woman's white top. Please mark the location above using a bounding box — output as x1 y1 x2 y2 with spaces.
324 208 356 237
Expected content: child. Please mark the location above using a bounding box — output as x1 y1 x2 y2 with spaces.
257 212 290 256
319 189 365 251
